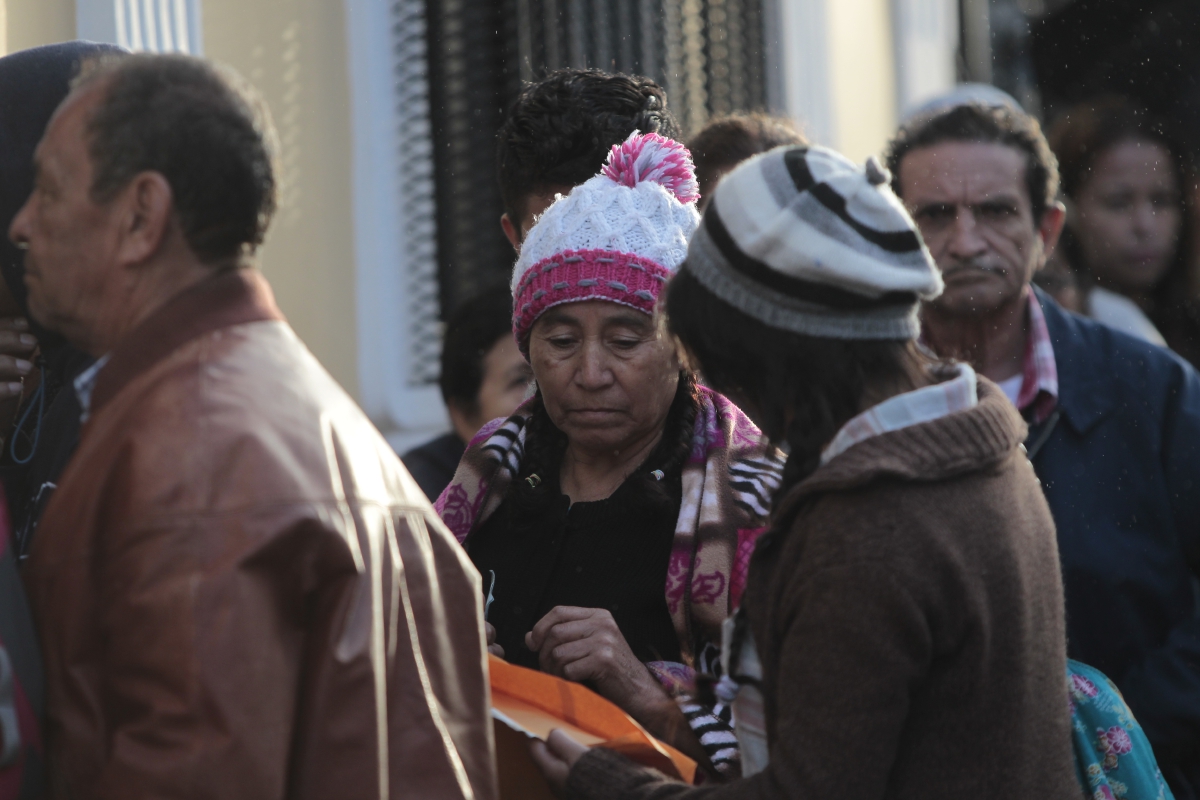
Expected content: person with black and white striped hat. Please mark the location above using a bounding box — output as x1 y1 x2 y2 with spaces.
531 144 1080 800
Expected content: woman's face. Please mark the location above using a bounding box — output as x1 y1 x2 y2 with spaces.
529 300 680 456
1073 139 1182 292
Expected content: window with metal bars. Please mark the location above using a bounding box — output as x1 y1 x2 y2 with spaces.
422 0 770 338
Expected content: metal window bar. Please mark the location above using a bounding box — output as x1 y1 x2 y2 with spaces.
391 0 443 387
407 0 770 387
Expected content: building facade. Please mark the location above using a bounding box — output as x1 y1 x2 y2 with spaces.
2 0 958 450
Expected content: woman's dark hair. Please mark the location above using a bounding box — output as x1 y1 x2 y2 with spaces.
687 112 808 201
1047 97 1199 360
509 370 699 517
496 68 679 226
665 269 921 493
439 287 514 416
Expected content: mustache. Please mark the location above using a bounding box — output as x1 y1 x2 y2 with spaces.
940 259 1006 278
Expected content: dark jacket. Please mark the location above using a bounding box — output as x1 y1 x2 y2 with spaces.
0 42 122 800
401 431 465 501
1031 288 1200 798
24 269 497 800
0 42 123 557
565 380 1078 800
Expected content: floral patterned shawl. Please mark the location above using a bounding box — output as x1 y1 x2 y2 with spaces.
1068 659 1175 800
435 384 784 667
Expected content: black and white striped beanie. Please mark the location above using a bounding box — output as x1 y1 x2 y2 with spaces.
684 145 943 340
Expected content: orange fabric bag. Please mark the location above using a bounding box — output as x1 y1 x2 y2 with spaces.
489 655 697 798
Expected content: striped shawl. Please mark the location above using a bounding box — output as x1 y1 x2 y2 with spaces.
435 386 784 775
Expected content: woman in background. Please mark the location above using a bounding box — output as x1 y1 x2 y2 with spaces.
1049 97 1199 362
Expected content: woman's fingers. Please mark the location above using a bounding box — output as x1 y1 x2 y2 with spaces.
0 329 36 355
536 617 601 653
526 605 599 651
484 622 505 658
528 738 572 797
0 354 32 382
537 635 599 676
546 729 589 765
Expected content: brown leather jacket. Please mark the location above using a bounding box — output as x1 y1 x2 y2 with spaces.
23 270 497 800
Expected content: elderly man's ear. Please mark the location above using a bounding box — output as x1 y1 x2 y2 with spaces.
117 171 175 265
1038 201 1067 262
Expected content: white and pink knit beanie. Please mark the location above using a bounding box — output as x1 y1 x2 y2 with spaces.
511 132 701 349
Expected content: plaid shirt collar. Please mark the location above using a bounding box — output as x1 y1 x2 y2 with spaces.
1017 289 1059 424
821 363 979 465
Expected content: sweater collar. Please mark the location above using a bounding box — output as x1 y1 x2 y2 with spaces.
774 379 1026 520
88 268 283 417
820 363 978 466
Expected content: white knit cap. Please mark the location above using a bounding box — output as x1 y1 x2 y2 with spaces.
510 132 701 347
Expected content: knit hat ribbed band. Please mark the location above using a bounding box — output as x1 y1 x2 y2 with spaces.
511 133 701 349
686 145 943 340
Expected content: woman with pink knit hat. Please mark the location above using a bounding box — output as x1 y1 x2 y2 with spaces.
435 133 783 777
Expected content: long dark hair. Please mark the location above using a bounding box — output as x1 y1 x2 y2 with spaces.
1048 97 1199 362
509 370 700 516
664 269 926 495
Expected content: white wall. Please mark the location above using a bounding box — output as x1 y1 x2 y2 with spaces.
766 0 958 161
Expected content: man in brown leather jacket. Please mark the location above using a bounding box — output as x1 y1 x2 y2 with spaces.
8 52 497 800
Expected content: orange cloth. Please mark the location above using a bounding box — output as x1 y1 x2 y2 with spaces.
489 654 696 798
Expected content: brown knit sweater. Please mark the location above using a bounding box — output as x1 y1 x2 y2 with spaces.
566 380 1078 799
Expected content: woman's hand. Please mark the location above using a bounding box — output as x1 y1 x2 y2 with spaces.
526 606 667 716
485 622 505 658
529 729 589 798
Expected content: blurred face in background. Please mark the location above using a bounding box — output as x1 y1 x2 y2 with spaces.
1072 138 1182 292
475 335 533 424
448 333 533 442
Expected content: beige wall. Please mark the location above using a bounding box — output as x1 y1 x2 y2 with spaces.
827 0 898 163
4 0 75 55
0 0 360 399
203 0 359 397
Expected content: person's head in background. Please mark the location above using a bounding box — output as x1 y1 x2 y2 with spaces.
885 103 1064 371
687 112 808 208
440 286 533 443
1048 99 1197 346
495 68 679 249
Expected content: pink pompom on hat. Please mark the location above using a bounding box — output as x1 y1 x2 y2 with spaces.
511 132 701 351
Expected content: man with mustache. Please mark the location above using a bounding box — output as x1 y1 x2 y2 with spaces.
888 102 1200 799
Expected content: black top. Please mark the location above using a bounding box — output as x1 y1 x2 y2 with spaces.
401 432 465 502
468 469 682 671
0 346 92 560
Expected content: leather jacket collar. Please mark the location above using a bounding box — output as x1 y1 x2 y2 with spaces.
90 268 283 418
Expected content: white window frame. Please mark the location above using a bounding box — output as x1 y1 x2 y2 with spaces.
77 0 204 54
892 0 959 117
345 0 449 454
765 0 957 142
